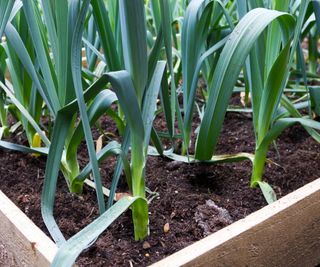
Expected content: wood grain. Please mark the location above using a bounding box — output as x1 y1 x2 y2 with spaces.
0 191 57 267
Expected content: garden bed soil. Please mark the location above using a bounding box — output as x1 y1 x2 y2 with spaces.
0 109 320 266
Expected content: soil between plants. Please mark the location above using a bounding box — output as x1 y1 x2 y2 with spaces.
0 110 320 266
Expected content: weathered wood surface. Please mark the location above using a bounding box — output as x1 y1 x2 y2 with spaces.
150 178 320 267
0 191 57 267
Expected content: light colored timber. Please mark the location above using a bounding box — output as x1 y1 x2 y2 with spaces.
0 191 57 267
150 178 320 267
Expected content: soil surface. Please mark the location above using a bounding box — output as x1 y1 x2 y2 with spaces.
0 104 320 266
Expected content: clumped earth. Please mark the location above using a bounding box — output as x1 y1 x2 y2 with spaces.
194 199 233 236
0 109 320 266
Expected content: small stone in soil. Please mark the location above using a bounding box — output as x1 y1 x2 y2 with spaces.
170 211 176 219
143 241 151 250
17 194 30 203
163 222 170 233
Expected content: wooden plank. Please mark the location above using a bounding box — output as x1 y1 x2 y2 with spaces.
150 178 320 267
0 191 57 267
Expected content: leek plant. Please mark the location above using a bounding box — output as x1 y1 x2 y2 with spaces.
3 5 44 149
171 0 320 201
90 0 168 241
1 0 117 196
48 0 167 252
305 1 320 117
0 1 21 139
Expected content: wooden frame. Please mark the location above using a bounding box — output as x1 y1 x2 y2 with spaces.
1 178 320 266
0 191 56 267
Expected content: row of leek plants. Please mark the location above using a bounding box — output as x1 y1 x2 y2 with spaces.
152 0 320 203
0 0 166 248
0 0 320 266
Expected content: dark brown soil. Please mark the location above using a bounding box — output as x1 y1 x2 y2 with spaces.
0 109 320 266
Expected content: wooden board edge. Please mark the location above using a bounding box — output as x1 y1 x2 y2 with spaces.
0 190 57 267
150 178 320 267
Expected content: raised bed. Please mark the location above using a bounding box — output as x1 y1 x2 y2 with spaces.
1 178 320 267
